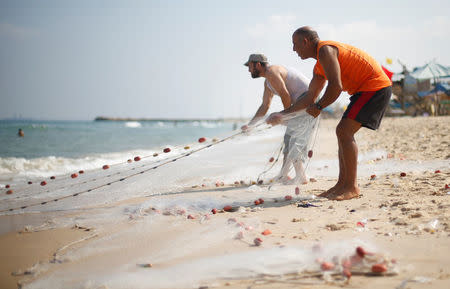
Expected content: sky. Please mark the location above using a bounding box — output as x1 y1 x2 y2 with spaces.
1 0 449 120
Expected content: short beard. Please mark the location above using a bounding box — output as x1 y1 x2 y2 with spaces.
251 71 261 78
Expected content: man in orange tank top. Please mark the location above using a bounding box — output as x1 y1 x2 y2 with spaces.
267 26 392 201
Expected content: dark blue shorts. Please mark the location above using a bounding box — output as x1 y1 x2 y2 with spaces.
343 86 392 130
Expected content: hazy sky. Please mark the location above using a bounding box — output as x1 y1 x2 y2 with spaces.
1 0 449 120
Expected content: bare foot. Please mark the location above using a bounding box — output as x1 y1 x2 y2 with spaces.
318 183 343 198
328 186 360 201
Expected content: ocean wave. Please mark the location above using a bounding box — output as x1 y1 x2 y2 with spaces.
0 148 176 181
125 121 142 128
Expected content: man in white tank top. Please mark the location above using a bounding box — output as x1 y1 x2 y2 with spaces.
243 53 318 184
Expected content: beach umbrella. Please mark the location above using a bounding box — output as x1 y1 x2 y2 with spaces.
409 61 450 81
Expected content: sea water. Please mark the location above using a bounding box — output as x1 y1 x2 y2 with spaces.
0 119 238 181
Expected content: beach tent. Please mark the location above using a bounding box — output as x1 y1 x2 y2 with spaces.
418 82 450 97
409 61 450 81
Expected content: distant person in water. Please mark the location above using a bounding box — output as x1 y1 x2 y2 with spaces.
242 53 317 184
267 26 392 200
18 128 24 137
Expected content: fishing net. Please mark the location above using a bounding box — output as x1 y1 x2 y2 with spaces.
0 111 320 215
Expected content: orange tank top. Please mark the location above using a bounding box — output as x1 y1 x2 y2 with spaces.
313 40 391 95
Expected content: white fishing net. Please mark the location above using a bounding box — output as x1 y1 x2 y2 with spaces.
0 111 319 215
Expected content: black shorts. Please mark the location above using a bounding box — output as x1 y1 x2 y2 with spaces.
343 86 392 130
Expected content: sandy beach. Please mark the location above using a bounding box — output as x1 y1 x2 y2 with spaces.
1 116 449 289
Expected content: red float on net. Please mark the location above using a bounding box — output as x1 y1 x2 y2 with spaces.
254 238 263 246
308 150 313 158
103 165 110 170
198 137 206 143
163 148 171 153
134 156 141 162
40 181 47 186
371 263 387 273
285 195 292 201
269 157 274 162
71 173 78 179
6 190 13 195
79 170 84 174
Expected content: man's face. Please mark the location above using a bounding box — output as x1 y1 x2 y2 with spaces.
248 62 261 78
292 34 307 59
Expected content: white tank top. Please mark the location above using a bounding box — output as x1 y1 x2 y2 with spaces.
265 67 309 102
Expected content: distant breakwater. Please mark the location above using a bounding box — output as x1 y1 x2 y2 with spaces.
94 116 248 123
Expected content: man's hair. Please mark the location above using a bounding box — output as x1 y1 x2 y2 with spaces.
293 26 320 42
251 61 268 68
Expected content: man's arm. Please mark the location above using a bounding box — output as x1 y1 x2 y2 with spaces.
282 74 326 115
306 45 342 117
247 82 274 126
265 69 292 109
266 74 325 125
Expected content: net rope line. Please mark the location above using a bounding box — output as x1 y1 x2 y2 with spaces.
0 122 273 213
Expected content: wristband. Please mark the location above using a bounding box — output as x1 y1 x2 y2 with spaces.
315 102 323 110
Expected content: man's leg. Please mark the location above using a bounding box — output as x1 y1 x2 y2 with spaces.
329 118 361 200
318 128 346 197
292 159 308 185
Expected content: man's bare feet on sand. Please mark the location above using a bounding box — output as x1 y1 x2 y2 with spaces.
328 186 360 201
318 183 342 198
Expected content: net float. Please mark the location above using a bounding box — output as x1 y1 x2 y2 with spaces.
371 263 387 273
285 195 292 201
187 214 195 219
6 190 13 195
254 237 263 246
163 148 171 153
295 187 300 195
258 180 263 185
50 176 56 180
321 262 335 271
308 150 313 158
434 170 441 173
261 229 272 235
134 156 141 161
79 170 84 174
223 205 233 212
211 208 217 214
234 181 239 185
269 157 274 162
5 184 10 188
40 181 47 186
71 173 78 179
258 198 264 204
400 172 406 177
370 174 376 180
184 146 190 150
234 231 244 239
28 181 32 185
153 153 158 157
343 268 352 279
356 246 372 258
127 159 132 163
254 199 260 205
103 165 110 170
198 137 206 143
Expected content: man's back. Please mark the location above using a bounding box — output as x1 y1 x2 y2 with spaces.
265 65 309 102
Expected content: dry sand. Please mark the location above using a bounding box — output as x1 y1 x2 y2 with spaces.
0 116 449 289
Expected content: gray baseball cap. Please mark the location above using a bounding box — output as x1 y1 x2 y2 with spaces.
244 53 268 66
